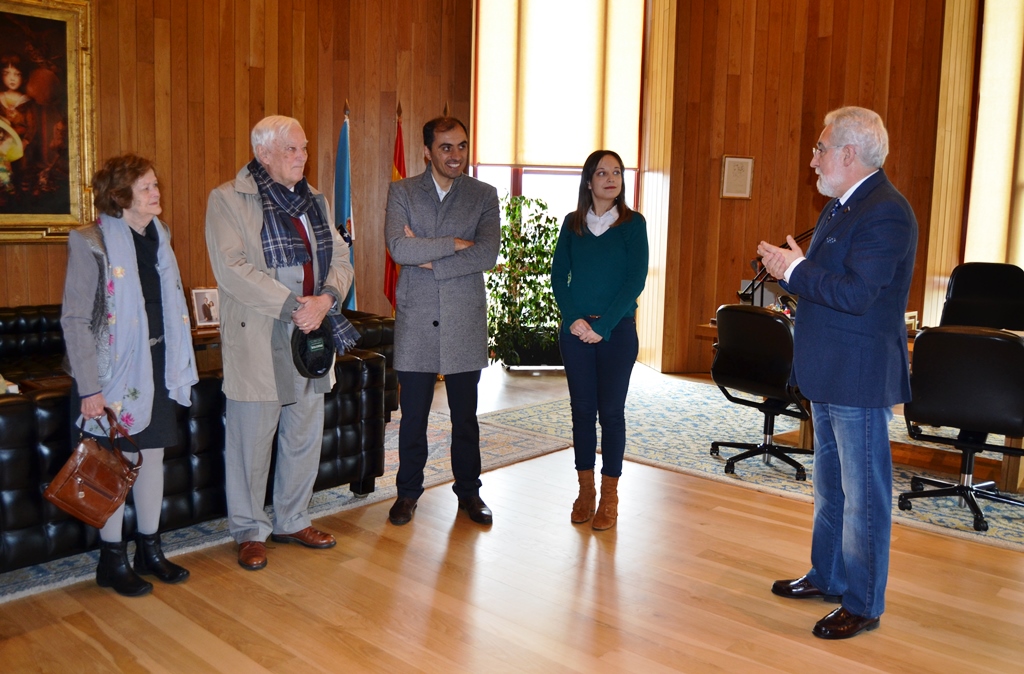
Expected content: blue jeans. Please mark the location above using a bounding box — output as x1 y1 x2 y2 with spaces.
559 317 639 478
806 402 893 619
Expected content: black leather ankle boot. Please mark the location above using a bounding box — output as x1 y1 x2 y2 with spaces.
96 541 153 597
134 532 190 584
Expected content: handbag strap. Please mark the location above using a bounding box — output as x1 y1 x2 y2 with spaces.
93 407 142 470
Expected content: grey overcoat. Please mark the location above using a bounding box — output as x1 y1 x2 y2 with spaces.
385 170 500 374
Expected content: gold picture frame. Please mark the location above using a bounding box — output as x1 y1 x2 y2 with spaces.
721 156 754 199
0 0 94 242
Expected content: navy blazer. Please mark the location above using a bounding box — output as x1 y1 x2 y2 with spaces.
781 170 918 408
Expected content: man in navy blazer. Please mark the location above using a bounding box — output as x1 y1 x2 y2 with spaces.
758 107 918 639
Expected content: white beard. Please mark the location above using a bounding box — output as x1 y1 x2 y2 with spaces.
816 173 841 198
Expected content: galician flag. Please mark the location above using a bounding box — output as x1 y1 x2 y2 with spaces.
334 113 357 310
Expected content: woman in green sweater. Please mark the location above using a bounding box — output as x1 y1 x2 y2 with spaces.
551 150 649 530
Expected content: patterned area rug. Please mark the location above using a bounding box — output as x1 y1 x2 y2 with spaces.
480 376 1024 552
0 412 568 604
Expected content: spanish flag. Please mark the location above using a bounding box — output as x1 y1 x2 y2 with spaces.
384 116 405 309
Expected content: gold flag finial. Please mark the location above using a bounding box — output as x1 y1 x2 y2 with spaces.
397 100 403 120
344 99 351 118
443 101 450 117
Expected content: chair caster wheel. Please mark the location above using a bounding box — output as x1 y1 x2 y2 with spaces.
974 518 989 532
795 469 807 481
724 462 735 474
897 495 912 511
710 446 719 456
910 477 924 492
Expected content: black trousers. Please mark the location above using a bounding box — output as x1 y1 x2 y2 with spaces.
396 369 482 500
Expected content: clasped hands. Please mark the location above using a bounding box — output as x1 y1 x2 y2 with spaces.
756 235 804 281
293 293 333 334
403 225 474 269
569 318 603 344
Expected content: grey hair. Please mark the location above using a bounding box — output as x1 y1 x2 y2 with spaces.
823 106 889 168
250 115 302 156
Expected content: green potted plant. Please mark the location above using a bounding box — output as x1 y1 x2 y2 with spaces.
486 194 563 368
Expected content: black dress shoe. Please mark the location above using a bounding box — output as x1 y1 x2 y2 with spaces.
388 497 418 525
771 576 842 603
813 607 880 639
457 495 493 525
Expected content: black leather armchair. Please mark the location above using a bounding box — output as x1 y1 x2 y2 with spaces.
709 304 811 480
897 326 1024 532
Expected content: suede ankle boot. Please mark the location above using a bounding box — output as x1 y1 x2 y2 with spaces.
134 532 190 584
592 475 619 531
571 469 597 524
97 541 153 597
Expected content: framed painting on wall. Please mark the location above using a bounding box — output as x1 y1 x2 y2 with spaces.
0 0 94 241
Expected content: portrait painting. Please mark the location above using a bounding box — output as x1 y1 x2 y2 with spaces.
0 0 93 241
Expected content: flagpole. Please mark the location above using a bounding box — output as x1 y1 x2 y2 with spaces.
335 100 357 310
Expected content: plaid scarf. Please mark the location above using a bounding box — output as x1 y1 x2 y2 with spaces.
249 158 359 351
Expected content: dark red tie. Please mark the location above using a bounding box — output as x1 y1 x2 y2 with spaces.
290 217 314 296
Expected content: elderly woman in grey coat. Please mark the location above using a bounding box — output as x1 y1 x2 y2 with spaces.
61 154 198 597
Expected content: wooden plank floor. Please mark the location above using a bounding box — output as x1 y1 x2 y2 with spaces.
2 447 1024 673
3 364 1024 672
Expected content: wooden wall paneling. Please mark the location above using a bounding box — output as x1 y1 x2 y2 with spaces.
234 0 250 167
652 0 944 372
116 0 136 151
315 0 333 198
216 0 234 191
0 0 474 312
168 0 189 273
302 2 318 179
135 0 157 161
784 1 809 242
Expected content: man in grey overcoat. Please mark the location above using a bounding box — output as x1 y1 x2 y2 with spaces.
206 116 357 571
384 116 501 526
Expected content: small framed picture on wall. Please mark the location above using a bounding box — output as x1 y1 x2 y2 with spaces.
190 288 219 329
721 156 754 199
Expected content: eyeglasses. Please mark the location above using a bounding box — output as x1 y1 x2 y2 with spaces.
811 144 843 158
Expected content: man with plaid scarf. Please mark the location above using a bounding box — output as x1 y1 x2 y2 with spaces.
206 116 357 571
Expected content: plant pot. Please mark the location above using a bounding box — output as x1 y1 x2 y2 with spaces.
507 341 563 368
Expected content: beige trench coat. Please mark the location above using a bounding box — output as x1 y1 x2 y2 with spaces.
205 165 353 402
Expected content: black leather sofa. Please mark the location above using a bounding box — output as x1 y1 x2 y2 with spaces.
0 304 397 574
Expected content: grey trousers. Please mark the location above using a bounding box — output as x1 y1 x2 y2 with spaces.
224 375 324 543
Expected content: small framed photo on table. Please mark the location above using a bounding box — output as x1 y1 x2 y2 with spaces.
721 156 754 199
190 288 219 329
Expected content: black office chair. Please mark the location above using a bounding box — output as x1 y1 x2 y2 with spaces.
897 326 1024 532
709 304 811 480
939 262 1024 329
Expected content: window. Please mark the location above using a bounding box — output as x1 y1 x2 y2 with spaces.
474 0 644 207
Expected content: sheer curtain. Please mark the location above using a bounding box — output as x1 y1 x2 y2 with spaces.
475 0 644 169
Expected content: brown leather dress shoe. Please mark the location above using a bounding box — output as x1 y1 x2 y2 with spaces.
238 541 267 571
388 497 418 525
270 526 336 549
771 576 842 603
813 607 880 639
457 495 493 525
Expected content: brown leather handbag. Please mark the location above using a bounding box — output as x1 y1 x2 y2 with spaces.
43 407 141 528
